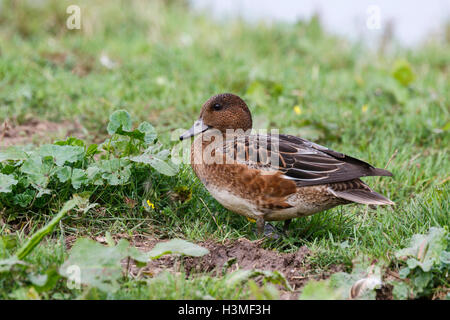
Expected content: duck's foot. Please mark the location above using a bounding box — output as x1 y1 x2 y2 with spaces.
283 219 292 235
263 223 280 239
254 217 281 239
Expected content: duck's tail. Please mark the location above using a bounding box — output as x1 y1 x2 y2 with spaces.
370 167 393 177
328 179 394 205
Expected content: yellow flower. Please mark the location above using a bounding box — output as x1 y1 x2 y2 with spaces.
362 104 369 113
246 217 256 223
293 105 302 115
146 200 155 209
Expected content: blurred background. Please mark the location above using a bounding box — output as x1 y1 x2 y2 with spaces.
194 0 450 46
0 0 448 146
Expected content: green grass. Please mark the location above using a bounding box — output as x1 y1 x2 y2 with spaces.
0 0 449 299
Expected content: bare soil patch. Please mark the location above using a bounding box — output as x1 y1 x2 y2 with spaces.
113 235 345 300
65 234 395 300
0 118 85 147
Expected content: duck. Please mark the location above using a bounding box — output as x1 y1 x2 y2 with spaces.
180 93 394 236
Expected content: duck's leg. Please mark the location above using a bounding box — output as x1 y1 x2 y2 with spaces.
256 216 265 237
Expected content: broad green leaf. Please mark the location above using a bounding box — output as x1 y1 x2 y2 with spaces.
398 267 410 279
88 159 132 186
59 238 206 293
129 149 178 176
392 228 448 299
248 280 280 300
107 110 133 134
59 238 130 292
300 262 382 300
9 287 40 300
330 270 381 300
413 272 432 292
155 149 170 160
299 279 344 300
86 166 103 185
32 183 52 198
28 268 60 292
105 166 131 185
147 239 209 259
0 173 18 193
38 144 84 166
94 158 129 172
137 121 157 143
406 258 420 269
56 166 71 183
392 281 410 300
20 156 53 187
0 146 28 162
71 168 87 189
440 251 450 265
395 227 448 272
28 272 50 287
108 138 139 156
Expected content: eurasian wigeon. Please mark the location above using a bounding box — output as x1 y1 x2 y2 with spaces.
180 93 394 236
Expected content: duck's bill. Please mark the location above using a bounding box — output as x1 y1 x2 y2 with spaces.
179 119 210 140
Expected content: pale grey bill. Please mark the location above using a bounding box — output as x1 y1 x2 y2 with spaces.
179 119 210 140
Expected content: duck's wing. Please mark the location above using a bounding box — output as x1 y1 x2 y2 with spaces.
221 134 392 187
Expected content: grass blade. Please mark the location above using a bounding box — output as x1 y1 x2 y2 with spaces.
15 200 77 260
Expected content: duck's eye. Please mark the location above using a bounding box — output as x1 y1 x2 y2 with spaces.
213 103 222 111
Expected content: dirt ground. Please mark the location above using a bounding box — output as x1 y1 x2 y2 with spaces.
63 232 395 300
0 118 85 147
112 235 345 300
121 235 396 300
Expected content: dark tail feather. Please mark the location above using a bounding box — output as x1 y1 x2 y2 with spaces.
371 167 393 177
329 188 394 205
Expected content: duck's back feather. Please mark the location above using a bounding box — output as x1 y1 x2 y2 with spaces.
222 134 393 187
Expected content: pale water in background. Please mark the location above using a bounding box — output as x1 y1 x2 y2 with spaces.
192 0 450 46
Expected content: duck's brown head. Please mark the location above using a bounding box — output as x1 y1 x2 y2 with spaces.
180 93 252 140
